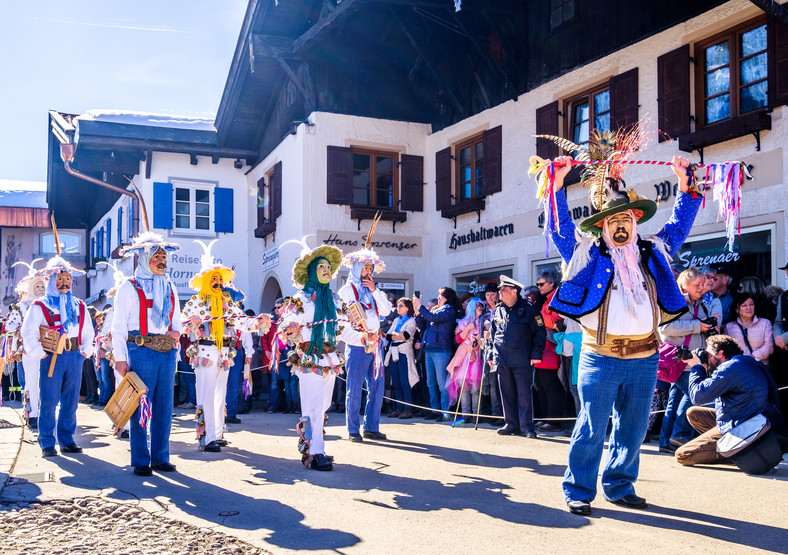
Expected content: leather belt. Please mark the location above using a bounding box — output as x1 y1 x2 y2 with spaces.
196 337 237 348
297 341 333 355
127 334 176 353
581 328 659 359
609 335 659 356
63 338 81 352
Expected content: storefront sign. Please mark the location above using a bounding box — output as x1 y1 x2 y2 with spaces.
262 246 279 271
673 228 772 281
317 230 422 257
378 282 405 290
446 217 525 252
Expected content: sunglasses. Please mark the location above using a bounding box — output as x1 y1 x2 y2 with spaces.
706 275 718 281
536 282 547 287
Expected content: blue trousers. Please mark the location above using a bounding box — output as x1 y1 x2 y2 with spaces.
345 345 384 434
225 347 245 418
127 344 177 467
38 351 83 450
659 370 693 447
563 351 658 503
98 359 114 404
390 354 413 411
178 358 197 405
497 365 535 433
424 348 451 412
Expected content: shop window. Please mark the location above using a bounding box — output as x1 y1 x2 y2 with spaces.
549 0 575 30
454 267 513 298
152 180 233 234
255 161 282 239
435 125 502 219
326 145 422 226
41 232 81 255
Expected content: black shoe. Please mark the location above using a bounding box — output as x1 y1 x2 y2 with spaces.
27 417 38 430
610 494 648 509
424 413 440 421
362 430 387 440
524 431 538 439
567 500 591 515
310 453 333 471
204 441 222 452
225 416 242 424
497 425 520 435
118 430 130 439
658 444 677 454
134 465 153 476
151 462 177 472
61 443 83 454
215 439 228 447
348 433 363 443
325 454 335 462
41 447 58 457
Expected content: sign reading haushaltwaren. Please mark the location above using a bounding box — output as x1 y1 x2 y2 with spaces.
317 230 422 257
445 216 526 253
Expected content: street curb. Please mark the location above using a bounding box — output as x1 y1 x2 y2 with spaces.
0 405 24 498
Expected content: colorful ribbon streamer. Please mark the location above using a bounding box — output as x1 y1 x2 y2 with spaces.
138 394 152 429
242 378 252 400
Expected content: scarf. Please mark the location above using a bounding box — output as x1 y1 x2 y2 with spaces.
602 210 648 317
44 275 78 328
347 260 374 305
199 271 227 349
302 257 338 356
393 314 411 333
134 248 174 329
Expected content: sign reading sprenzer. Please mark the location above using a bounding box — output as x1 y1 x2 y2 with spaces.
317 230 422 257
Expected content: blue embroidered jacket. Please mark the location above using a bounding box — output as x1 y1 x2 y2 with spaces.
547 188 702 323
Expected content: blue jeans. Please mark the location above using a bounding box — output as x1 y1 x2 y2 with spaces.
98 359 113 404
38 351 83 450
345 345 384 434
225 347 245 418
390 354 413 411
178 358 196 405
127 344 177 467
424 348 451 412
563 351 658 503
659 370 693 447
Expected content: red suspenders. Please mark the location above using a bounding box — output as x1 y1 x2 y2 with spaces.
35 300 85 348
130 279 175 336
349 284 379 318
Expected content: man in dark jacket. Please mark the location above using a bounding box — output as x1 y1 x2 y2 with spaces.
676 334 788 466
488 276 545 438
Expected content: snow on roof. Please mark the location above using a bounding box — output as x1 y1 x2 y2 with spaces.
0 180 47 209
77 109 216 131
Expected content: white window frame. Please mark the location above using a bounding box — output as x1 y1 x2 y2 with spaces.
171 179 216 237
531 256 563 285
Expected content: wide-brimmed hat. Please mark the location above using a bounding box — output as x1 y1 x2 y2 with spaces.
293 245 343 287
120 231 179 257
188 239 235 291
342 248 386 273
579 189 657 233
39 255 85 277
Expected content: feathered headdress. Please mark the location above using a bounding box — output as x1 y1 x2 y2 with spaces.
188 239 234 291
342 211 386 272
119 178 179 256
13 258 46 300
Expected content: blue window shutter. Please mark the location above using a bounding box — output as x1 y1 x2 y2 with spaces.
91 237 95 262
106 219 112 253
98 229 103 258
117 207 123 244
214 187 234 233
153 182 173 229
128 201 134 237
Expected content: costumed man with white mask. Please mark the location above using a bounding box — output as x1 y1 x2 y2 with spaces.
110 193 183 476
4 259 46 430
182 240 270 453
338 216 391 442
21 218 94 457
533 126 700 516
280 241 354 471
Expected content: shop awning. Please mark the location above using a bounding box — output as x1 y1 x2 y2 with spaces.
0 206 49 228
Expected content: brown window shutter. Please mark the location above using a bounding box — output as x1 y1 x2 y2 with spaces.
256 177 265 227
435 147 452 211
768 16 788 107
657 45 691 142
535 101 559 160
326 145 353 205
610 68 639 130
400 154 424 212
482 125 502 196
272 161 282 220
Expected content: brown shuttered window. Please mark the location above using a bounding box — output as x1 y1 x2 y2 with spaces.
435 147 452 211
768 15 788 107
610 68 639 129
326 145 353 205
482 125 502 196
657 45 691 141
400 154 424 212
271 161 282 220
256 177 266 228
535 101 559 160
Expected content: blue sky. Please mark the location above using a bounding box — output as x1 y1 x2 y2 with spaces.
0 0 248 182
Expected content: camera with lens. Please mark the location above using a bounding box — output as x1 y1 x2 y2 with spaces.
700 316 720 339
675 346 695 361
693 347 709 366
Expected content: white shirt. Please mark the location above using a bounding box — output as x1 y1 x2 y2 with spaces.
21 297 96 360
337 284 392 347
579 283 654 336
111 278 183 362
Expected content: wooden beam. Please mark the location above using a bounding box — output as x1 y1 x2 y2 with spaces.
292 0 361 52
250 34 297 63
271 56 316 113
749 0 788 27
145 149 152 179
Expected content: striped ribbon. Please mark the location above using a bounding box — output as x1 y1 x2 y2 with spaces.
138 394 152 429
242 378 252 399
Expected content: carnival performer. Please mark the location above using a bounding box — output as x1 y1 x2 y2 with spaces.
280 241 355 471
446 297 484 418
21 219 94 457
338 216 392 442
536 128 700 515
111 206 183 476
4 259 46 429
182 240 269 453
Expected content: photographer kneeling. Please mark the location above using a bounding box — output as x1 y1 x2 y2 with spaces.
675 334 788 466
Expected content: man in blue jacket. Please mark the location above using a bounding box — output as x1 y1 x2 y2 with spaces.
548 153 700 516
488 276 546 437
676 334 788 466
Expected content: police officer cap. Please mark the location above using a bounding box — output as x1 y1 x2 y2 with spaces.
497 275 525 291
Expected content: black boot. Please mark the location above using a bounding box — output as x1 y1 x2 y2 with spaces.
310 453 333 471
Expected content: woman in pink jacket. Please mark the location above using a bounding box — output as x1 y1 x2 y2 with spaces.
724 293 773 365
